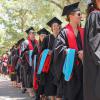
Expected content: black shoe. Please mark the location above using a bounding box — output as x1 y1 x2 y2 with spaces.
35 96 40 100
22 88 26 93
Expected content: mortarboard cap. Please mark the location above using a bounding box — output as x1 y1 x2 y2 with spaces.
62 2 80 16
25 27 35 34
17 38 25 44
47 17 62 27
37 28 50 35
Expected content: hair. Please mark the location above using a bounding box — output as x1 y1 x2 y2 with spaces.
66 16 70 22
87 0 97 16
66 11 79 22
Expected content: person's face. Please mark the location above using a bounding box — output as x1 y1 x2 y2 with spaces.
96 0 100 9
51 23 61 35
69 11 82 25
39 34 46 42
29 32 35 40
4 54 8 58
17 44 20 49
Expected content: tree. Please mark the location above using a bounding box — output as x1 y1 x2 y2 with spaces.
0 0 87 55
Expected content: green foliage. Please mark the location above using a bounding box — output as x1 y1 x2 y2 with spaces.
0 0 87 55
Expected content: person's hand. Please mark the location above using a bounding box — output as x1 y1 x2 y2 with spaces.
78 50 83 61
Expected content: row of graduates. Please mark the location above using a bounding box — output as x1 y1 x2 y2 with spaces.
8 0 100 100
8 2 83 100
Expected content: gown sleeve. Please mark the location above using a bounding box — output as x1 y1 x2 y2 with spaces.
20 40 29 57
54 28 68 53
41 36 49 51
53 28 68 81
21 40 29 51
85 11 100 65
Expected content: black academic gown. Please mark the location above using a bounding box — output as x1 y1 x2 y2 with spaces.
35 37 54 99
10 48 19 81
41 34 55 51
12 48 19 69
83 10 100 100
38 34 56 96
53 27 83 100
14 49 21 83
21 40 38 88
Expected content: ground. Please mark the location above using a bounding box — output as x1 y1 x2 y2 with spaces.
0 75 34 100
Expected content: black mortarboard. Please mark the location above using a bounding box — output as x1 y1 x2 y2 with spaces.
25 27 35 34
62 2 80 16
15 38 25 47
17 38 25 44
37 28 50 35
47 17 62 27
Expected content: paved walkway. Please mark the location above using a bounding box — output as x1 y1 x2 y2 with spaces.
0 75 34 100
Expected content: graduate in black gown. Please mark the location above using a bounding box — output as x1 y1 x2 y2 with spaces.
35 28 50 100
37 28 50 54
15 38 25 88
39 17 62 100
83 0 100 100
21 27 38 97
9 44 19 87
53 2 84 100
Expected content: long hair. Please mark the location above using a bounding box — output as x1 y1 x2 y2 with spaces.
87 0 96 16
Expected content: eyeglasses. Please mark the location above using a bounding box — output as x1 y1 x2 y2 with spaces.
70 12 82 16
